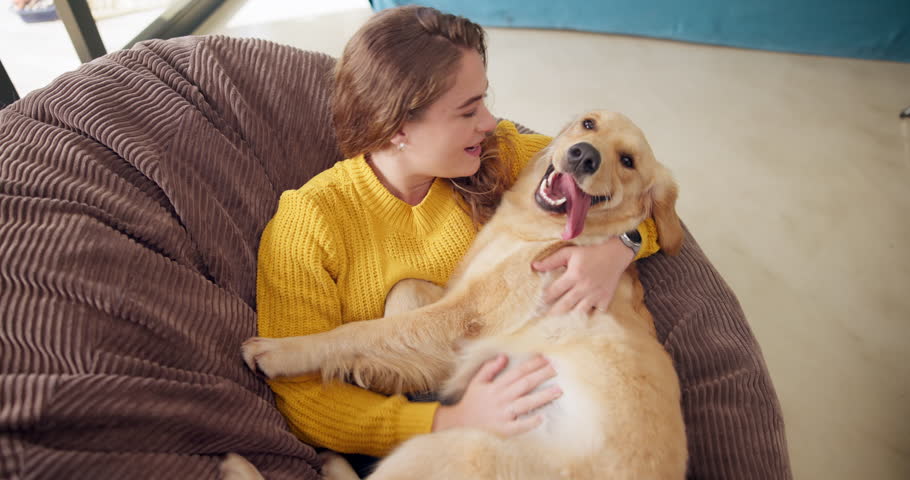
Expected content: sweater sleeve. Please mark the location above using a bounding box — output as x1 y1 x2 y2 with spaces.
498 120 660 260
635 218 660 260
497 120 551 182
256 189 439 457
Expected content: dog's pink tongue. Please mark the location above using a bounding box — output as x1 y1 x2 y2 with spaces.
557 174 590 240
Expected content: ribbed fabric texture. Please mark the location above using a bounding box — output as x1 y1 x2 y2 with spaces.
0 36 341 479
640 226 793 479
256 121 552 457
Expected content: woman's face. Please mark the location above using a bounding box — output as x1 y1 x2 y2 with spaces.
398 49 497 179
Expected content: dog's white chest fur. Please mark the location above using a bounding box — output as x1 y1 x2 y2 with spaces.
526 358 607 457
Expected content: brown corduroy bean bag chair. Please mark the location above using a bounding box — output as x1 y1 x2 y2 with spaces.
0 36 791 479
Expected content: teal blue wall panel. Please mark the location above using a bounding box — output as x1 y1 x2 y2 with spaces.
372 0 910 62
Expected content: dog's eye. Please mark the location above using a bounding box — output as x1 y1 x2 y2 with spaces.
582 118 595 130
620 154 635 169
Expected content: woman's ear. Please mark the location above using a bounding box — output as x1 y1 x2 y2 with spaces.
649 166 684 255
390 129 407 150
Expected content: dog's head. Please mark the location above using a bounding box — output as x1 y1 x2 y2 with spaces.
531 110 683 254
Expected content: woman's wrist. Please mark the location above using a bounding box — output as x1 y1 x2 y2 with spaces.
432 404 459 432
605 236 636 265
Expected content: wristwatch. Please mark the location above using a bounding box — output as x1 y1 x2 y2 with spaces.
619 229 642 256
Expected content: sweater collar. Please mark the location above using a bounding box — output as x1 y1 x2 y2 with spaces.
348 154 456 234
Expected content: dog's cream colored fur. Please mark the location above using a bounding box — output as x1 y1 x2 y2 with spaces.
233 111 687 479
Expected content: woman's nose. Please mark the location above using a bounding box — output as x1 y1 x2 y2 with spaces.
477 105 496 133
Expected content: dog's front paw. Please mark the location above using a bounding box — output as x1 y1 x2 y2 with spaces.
241 337 293 379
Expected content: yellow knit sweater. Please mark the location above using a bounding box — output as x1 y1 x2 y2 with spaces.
256 121 660 457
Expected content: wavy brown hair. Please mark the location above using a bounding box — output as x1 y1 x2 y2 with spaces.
332 5 515 226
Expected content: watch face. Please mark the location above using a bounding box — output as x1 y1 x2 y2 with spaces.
626 229 642 244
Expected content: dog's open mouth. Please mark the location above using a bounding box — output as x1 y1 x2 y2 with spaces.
535 165 610 240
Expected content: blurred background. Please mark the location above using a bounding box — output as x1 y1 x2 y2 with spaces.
2 1 908 479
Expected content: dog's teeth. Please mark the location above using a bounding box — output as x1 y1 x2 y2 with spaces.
543 190 565 206
548 187 566 205
547 171 558 189
538 182 566 206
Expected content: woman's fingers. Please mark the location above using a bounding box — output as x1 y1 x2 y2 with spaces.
542 272 574 305
548 287 584 315
448 353 562 438
502 361 557 399
509 386 563 419
503 413 544 436
473 354 508 384
572 298 596 314
494 354 548 386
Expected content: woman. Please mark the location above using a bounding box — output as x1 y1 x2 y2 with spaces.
256 5 659 462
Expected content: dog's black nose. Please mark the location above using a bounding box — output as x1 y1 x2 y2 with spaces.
566 142 601 176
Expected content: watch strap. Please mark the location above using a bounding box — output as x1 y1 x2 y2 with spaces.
619 229 642 256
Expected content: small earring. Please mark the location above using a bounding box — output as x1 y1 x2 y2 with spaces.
398 142 406 151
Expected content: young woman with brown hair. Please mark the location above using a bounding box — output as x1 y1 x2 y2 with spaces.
255 4 659 463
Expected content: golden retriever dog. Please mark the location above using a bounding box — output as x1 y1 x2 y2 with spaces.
228 111 688 479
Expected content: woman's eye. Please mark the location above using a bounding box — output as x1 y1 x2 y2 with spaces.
463 94 488 118
582 118 595 130
620 154 635 169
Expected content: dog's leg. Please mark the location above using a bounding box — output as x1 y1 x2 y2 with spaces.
384 279 444 317
242 296 474 392
342 279 446 393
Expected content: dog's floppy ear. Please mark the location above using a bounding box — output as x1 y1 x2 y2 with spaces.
649 166 684 255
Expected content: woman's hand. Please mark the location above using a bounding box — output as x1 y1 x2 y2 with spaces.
531 237 634 314
432 354 561 437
